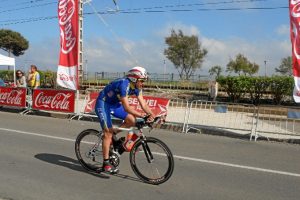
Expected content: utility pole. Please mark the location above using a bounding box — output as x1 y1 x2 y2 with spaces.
78 0 84 86
163 60 166 82
264 60 267 77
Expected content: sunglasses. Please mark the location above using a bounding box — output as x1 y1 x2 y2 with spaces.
138 79 146 83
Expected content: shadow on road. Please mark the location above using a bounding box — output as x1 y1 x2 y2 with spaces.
34 153 109 179
34 153 144 183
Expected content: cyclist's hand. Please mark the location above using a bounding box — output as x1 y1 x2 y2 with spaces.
146 114 155 123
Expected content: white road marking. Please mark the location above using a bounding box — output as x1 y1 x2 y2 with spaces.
1 127 300 178
0 127 75 142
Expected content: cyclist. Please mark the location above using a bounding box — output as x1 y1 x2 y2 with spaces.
95 66 155 174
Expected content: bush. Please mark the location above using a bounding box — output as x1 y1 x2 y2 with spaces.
217 76 294 105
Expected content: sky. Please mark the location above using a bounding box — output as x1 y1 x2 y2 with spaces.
0 0 291 77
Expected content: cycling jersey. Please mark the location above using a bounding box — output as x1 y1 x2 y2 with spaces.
95 78 142 129
98 78 141 104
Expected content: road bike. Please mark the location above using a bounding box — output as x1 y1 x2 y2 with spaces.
75 116 174 185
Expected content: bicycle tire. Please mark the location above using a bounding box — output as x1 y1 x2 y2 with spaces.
75 129 103 173
129 137 174 185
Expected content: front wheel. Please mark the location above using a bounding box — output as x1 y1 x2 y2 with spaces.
129 137 174 185
75 129 103 172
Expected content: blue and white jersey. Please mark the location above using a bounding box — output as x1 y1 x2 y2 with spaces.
97 78 141 104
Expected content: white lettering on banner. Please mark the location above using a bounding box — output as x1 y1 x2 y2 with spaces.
290 0 300 102
291 1 300 59
128 97 138 105
128 97 157 107
146 99 157 107
34 92 71 110
58 0 76 54
0 90 24 105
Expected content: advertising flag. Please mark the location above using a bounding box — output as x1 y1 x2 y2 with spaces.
289 0 300 102
57 0 79 90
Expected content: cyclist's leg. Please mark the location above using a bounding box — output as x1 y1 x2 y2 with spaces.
95 100 119 173
95 99 113 160
112 104 136 129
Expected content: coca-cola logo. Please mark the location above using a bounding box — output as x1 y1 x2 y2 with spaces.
58 0 76 54
291 1 300 59
58 73 76 82
0 89 24 105
34 92 72 110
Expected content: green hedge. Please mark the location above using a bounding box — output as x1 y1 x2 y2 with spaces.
217 76 294 104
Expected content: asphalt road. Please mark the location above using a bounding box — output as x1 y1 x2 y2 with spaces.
0 111 300 200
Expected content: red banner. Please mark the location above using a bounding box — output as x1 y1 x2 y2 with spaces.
289 0 300 102
0 87 26 108
57 0 79 90
83 93 169 116
32 89 75 113
83 92 98 113
128 96 170 116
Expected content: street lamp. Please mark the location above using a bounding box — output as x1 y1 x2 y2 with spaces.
163 60 166 82
264 60 267 77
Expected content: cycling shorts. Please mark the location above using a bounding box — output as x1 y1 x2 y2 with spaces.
95 98 128 130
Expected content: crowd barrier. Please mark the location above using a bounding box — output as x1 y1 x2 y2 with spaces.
166 98 189 132
253 106 300 140
185 100 256 137
1 86 299 141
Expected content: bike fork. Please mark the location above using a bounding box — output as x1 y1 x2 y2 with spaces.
141 141 154 163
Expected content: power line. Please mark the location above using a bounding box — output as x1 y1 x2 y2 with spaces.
0 0 287 26
0 0 271 15
0 5 287 26
0 1 56 14
0 0 55 9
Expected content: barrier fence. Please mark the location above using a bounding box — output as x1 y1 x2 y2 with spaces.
254 106 300 139
185 101 256 137
1 86 299 141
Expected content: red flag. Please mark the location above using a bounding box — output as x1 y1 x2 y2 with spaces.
57 0 79 90
289 0 300 102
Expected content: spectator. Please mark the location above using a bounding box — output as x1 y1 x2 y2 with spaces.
208 80 219 101
0 78 5 87
27 65 40 89
16 70 27 87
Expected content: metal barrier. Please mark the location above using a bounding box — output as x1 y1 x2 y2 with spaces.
253 106 300 140
166 98 189 132
185 100 256 138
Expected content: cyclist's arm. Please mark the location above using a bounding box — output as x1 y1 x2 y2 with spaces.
137 94 155 120
120 96 144 118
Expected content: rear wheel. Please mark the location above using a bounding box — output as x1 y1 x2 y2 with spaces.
129 137 174 185
75 129 103 172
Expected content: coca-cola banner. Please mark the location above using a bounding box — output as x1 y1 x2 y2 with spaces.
0 87 26 108
32 89 75 113
289 0 300 103
128 96 170 116
57 0 79 90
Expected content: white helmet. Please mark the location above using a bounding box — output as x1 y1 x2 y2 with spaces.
126 66 148 82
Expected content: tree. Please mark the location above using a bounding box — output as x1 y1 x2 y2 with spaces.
275 56 292 76
226 54 259 76
208 65 222 79
164 29 207 80
0 29 29 69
